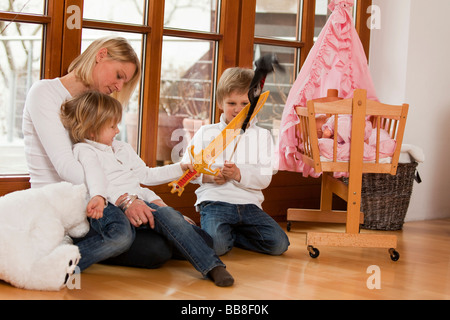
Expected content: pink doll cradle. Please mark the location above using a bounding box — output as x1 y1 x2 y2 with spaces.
286 88 409 260
279 0 410 261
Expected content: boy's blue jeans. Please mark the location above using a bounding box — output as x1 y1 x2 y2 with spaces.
199 201 290 256
75 202 224 277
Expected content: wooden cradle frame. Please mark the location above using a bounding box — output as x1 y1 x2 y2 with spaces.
287 89 409 260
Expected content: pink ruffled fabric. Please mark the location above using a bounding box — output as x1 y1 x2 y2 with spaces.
277 0 378 177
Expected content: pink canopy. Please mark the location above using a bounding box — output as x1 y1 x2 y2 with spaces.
277 0 378 176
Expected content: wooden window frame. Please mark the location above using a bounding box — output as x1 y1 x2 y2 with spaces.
0 0 372 196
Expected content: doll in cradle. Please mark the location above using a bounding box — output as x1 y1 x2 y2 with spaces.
316 115 396 162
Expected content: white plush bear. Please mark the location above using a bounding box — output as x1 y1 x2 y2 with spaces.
0 182 90 291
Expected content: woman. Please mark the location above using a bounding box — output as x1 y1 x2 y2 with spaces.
22 37 173 271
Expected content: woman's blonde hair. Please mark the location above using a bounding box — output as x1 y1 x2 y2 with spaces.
61 91 123 144
216 67 254 105
68 36 141 105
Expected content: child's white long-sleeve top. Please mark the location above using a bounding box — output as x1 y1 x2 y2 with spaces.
183 114 275 209
73 139 183 205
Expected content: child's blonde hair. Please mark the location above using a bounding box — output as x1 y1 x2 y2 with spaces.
61 91 123 144
216 67 254 105
68 36 141 105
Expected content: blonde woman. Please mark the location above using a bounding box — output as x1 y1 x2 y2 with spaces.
22 37 169 272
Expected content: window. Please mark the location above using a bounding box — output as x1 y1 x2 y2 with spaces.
0 2 47 175
253 0 302 143
158 0 219 165
158 36 214 164
0 22 43 175
164 0 218 33
252 44 296 143
0 0 372 188
0 0 45 15
83 0 146 25
253 0 364 141
255 0 299 41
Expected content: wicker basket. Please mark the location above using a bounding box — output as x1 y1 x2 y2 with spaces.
344 162 418 230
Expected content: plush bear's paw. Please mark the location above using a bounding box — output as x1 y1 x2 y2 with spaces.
55 245 81 290
26 244 82 291
63 256 80 285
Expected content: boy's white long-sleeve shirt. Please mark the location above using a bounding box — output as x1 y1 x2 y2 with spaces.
183 114 275 209
73 139 184 205
22 78 85 188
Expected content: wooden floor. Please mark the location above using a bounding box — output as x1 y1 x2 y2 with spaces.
1 219 449 300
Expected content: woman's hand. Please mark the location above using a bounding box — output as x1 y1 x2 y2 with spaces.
123 198 156 228
116 193 156 228
86 195 105 220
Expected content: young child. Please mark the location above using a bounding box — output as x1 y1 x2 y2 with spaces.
60 91 234 287
183 67 290 256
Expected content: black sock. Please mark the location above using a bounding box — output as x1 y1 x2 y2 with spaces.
208 266 234 287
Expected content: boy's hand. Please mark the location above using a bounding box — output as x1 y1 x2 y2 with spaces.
213 171 228 185
202 171 227 185
221 161 241 182
86 195 105 220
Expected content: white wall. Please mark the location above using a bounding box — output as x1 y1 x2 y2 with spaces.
369 0 450 221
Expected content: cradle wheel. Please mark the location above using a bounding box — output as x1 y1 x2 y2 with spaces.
287 222 291 232
389 248 400 261
307 245 320 258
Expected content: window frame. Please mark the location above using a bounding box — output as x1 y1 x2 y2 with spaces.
0 0 372 194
